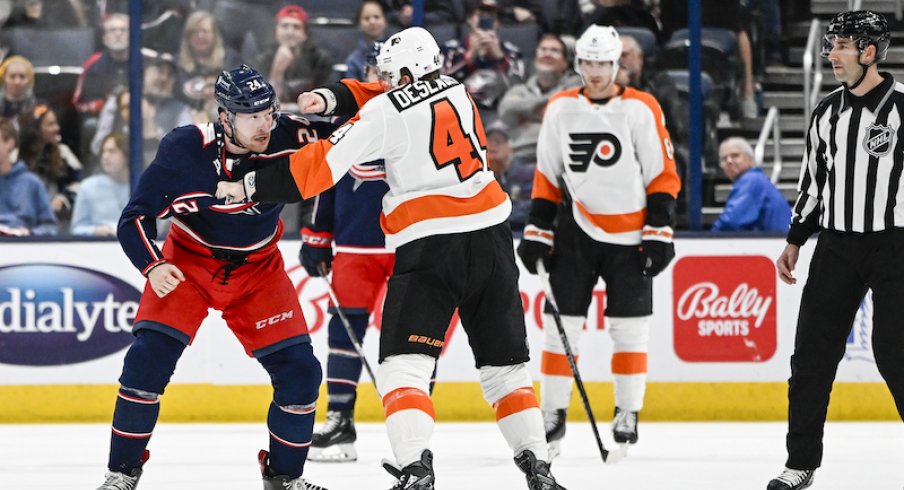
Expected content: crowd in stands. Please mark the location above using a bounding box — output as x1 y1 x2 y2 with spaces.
0 0 794 237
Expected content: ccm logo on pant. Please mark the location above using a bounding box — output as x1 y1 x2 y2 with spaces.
255 311 294 330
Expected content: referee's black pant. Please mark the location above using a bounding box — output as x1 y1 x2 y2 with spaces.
787 229 904 470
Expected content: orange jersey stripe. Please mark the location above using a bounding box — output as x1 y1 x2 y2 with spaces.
382 387 435 419
493 387 540 421
611 352 648 375
289 114 361 199
531 171 563 203
339 79 386 108
380 179 508 235
622 87 681 198
575 200 646 234
541 351 577 377
546 87 583 109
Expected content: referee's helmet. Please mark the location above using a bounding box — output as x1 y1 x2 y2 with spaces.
822 10 890 62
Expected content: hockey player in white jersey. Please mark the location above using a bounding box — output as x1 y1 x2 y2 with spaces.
217 27 566 490
517 25 681 458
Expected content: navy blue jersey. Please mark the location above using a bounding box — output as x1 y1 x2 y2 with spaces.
309 162 389 251
119 113 334 274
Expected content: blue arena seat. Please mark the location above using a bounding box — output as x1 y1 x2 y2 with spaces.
498 23 541 59
667 27 738 56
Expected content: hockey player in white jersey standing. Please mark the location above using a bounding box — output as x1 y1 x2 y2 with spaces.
517 25 681 458
216 26 566 490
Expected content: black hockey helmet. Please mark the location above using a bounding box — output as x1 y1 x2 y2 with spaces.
821 10 890 62
214 64 279 114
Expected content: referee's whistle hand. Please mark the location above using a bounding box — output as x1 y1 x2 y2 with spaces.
777 244 800 285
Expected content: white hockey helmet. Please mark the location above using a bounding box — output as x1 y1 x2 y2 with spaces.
376 26 442 88
574 25 622 81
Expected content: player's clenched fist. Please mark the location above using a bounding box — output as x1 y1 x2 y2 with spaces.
217 180 247 203
148 263 186 298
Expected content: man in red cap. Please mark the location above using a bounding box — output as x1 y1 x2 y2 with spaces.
256 4 333 102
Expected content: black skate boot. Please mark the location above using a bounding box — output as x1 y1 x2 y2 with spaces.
309 409 357 462
382 449 435 490
514 449 567 490
259 450 329 490
96 450 149 490
766 467 815 490
612 407 638 444
543 409 567 459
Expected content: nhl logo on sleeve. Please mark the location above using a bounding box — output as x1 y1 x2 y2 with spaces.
863 123 894 157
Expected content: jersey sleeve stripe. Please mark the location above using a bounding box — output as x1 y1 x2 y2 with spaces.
575 200 646 234
531 171 563 203
623 88 681 198
379 180 509 236
288 139 339 199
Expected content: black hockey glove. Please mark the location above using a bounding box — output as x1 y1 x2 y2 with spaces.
640 225 675 277
300 227 333 277
517 224 554 275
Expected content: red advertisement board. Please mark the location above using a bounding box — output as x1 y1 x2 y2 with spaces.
673 256 777 362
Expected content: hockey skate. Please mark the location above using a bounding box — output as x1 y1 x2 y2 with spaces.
514 449 567 490
96 450 149 490
612 407 638 444
542 408 567 459
259 450 329 490
382 449 435 490
766 467 815 490
308 410 357 462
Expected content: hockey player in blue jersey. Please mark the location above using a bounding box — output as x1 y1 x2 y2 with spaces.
99 65 331 490
302 162 393 462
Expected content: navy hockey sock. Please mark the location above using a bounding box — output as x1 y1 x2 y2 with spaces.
326 313 368 412
267 401 316 478
108 387 160 473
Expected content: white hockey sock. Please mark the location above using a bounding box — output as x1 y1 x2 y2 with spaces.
608 316 650 412
540 314 584 411
480 365 548 461
378 354 436 467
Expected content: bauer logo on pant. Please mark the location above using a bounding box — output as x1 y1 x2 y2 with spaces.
672 256 777 362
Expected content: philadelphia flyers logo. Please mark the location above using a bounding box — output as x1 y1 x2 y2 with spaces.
568 132 622 171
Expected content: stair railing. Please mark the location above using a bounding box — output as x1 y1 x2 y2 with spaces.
848 0 862 10
803 18 823 123
755 106 783 184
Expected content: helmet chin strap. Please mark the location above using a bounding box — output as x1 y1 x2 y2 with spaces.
223 112 250 151
844 62 870 91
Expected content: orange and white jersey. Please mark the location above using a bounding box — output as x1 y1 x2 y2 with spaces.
289 76 510 249
533 85 680 245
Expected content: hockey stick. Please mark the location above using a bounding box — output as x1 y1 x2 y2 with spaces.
319 264 380 396
536 261 627 464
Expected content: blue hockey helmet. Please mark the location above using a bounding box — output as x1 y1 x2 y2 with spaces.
214 64 279 114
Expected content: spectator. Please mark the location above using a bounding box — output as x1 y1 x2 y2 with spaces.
256 5 332 103
91 56 192 159
485 124 533 231
660 0 758 118
4 0 89 28
70 132 129 236
0 55 36 125
0 118 57 236
497 33 580 159
17 104 82 219
344 0 389 82
442 0 524 108
72 13 130 114
712 136 790 232
616 34 644 88
177 10 240 103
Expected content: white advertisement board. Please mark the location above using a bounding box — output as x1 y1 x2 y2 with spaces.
0 237 882 386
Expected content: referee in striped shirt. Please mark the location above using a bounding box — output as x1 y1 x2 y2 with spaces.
769 11 904 490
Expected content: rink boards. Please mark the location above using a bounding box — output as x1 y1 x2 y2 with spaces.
0 237 898 422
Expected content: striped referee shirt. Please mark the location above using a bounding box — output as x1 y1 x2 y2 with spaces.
789 73 904 245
